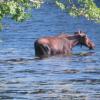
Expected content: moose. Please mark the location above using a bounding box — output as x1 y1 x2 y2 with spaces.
34 31 95 57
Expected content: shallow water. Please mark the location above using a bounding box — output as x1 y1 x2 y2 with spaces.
0 2 100 100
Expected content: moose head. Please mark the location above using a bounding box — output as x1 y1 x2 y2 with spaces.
74 31 95 49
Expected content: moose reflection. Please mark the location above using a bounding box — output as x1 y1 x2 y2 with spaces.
34 31 95 57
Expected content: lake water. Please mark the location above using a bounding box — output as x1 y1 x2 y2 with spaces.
0 2 100 100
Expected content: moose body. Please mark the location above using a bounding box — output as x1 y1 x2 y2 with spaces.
34 31 95 57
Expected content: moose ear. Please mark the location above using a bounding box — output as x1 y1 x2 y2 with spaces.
74 30 87 38
81 35 86 39
80 32 87 38
74 30 82 35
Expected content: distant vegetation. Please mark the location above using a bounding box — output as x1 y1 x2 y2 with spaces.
56 0 100 22
0 0 100 30
0 0 42 29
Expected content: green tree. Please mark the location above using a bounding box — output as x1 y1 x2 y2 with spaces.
56 0 100 22
0 0 43 29
0 0 100 30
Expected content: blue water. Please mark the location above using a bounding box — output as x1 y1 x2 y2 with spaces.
0 2 100 100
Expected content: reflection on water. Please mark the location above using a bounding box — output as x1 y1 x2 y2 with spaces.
0 2 100 100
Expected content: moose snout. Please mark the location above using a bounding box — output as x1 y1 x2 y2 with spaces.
89 43 95 50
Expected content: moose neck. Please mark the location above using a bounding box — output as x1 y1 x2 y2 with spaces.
66 35 80 49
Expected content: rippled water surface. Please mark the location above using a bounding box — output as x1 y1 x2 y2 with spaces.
0 2 100 100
